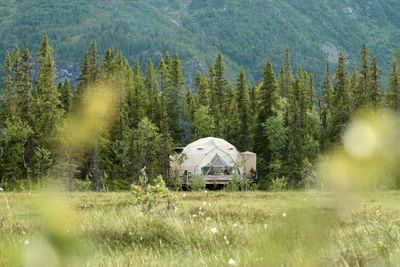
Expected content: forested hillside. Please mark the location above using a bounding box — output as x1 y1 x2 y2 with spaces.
1 0 400 83
1 33 400 191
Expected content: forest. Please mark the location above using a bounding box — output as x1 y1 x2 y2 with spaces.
1 32 400 191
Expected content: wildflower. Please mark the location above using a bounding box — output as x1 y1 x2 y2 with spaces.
282 212 286 217
232 223 238 228
224 235 230 245
210 227 218 234
228 258 236 265
0 187 3 192
24 240 29 245
263 224 267 229
206 217 212 222
204 190 208 193
183 194 186 198
203 201 207 206
193 214 197 218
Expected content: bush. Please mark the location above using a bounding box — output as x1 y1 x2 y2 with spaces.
104 179 130 191
269 177 288 192
189 176 205 191
225 177 239 191
74 178 92 192
167 176 182 191
131 175 173 213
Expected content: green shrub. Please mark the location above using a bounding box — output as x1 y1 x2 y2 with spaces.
189 176 205 191
131 175 173 213
105 179 130 191
225 177 239 191
167 176 182 191
269 177 288 192
74 178 92 192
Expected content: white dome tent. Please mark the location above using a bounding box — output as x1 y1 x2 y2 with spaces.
171 137 257 185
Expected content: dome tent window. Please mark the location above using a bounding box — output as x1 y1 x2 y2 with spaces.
170 137 257 185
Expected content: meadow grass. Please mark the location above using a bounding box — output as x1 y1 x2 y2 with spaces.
0 191 399 266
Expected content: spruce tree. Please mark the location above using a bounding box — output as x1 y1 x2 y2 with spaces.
320 62 333 150
165 55 184 143
387 62 400 111
329 53 351 143
31 32 62 151
369 57 382 110
235 68 252 151
58 79 73 113
279 47 293 97
254 62 278 177
354 43 370 109
211 54 226 136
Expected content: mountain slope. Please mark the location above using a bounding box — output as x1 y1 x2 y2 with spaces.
0 0 399 84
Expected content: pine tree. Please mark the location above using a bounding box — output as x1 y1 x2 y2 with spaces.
75 40 100 104
235 68 252 151
101 48 115 79
165 55 184 143
279 47 293 97
387 62 400 111
15 47 33 122
369 57 382 110
30 32 62 153
58 79 73 113
221 81 239 143
329 53 351 143
210 54 227 136
144 59 160 124
254 62 278 177
192 105 215 140
320 62 333 150
354 43 370 109
194 72 210 107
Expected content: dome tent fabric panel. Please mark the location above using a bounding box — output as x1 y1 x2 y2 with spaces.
180 137 243 176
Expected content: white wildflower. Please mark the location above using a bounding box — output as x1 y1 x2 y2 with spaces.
232 223 238 228
24 240 29 245
205 217 212 222
182 193 186 198
282 212 286 217
210 227 218 234
263 224 267 229
203 201 207 206
192 214 197 218
228 258 236 265
0 187 3 192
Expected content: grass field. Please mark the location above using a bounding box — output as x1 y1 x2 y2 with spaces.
1 191 400 267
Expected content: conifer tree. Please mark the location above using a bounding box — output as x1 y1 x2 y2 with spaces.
210 54 227 136
369 57 382 110
354 43 370 109
279 47 293 97
221 81 239 143
194 72 210 107
31 32 62 151
58 79 73 113
144 59 160 124
387 62 400 111
235 68 252 151
320 62 333 150
15 47 33 122
329 53 351 143
165 55 184 143
254 62 278 177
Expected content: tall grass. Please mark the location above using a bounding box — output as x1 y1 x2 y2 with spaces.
1 191 399 266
